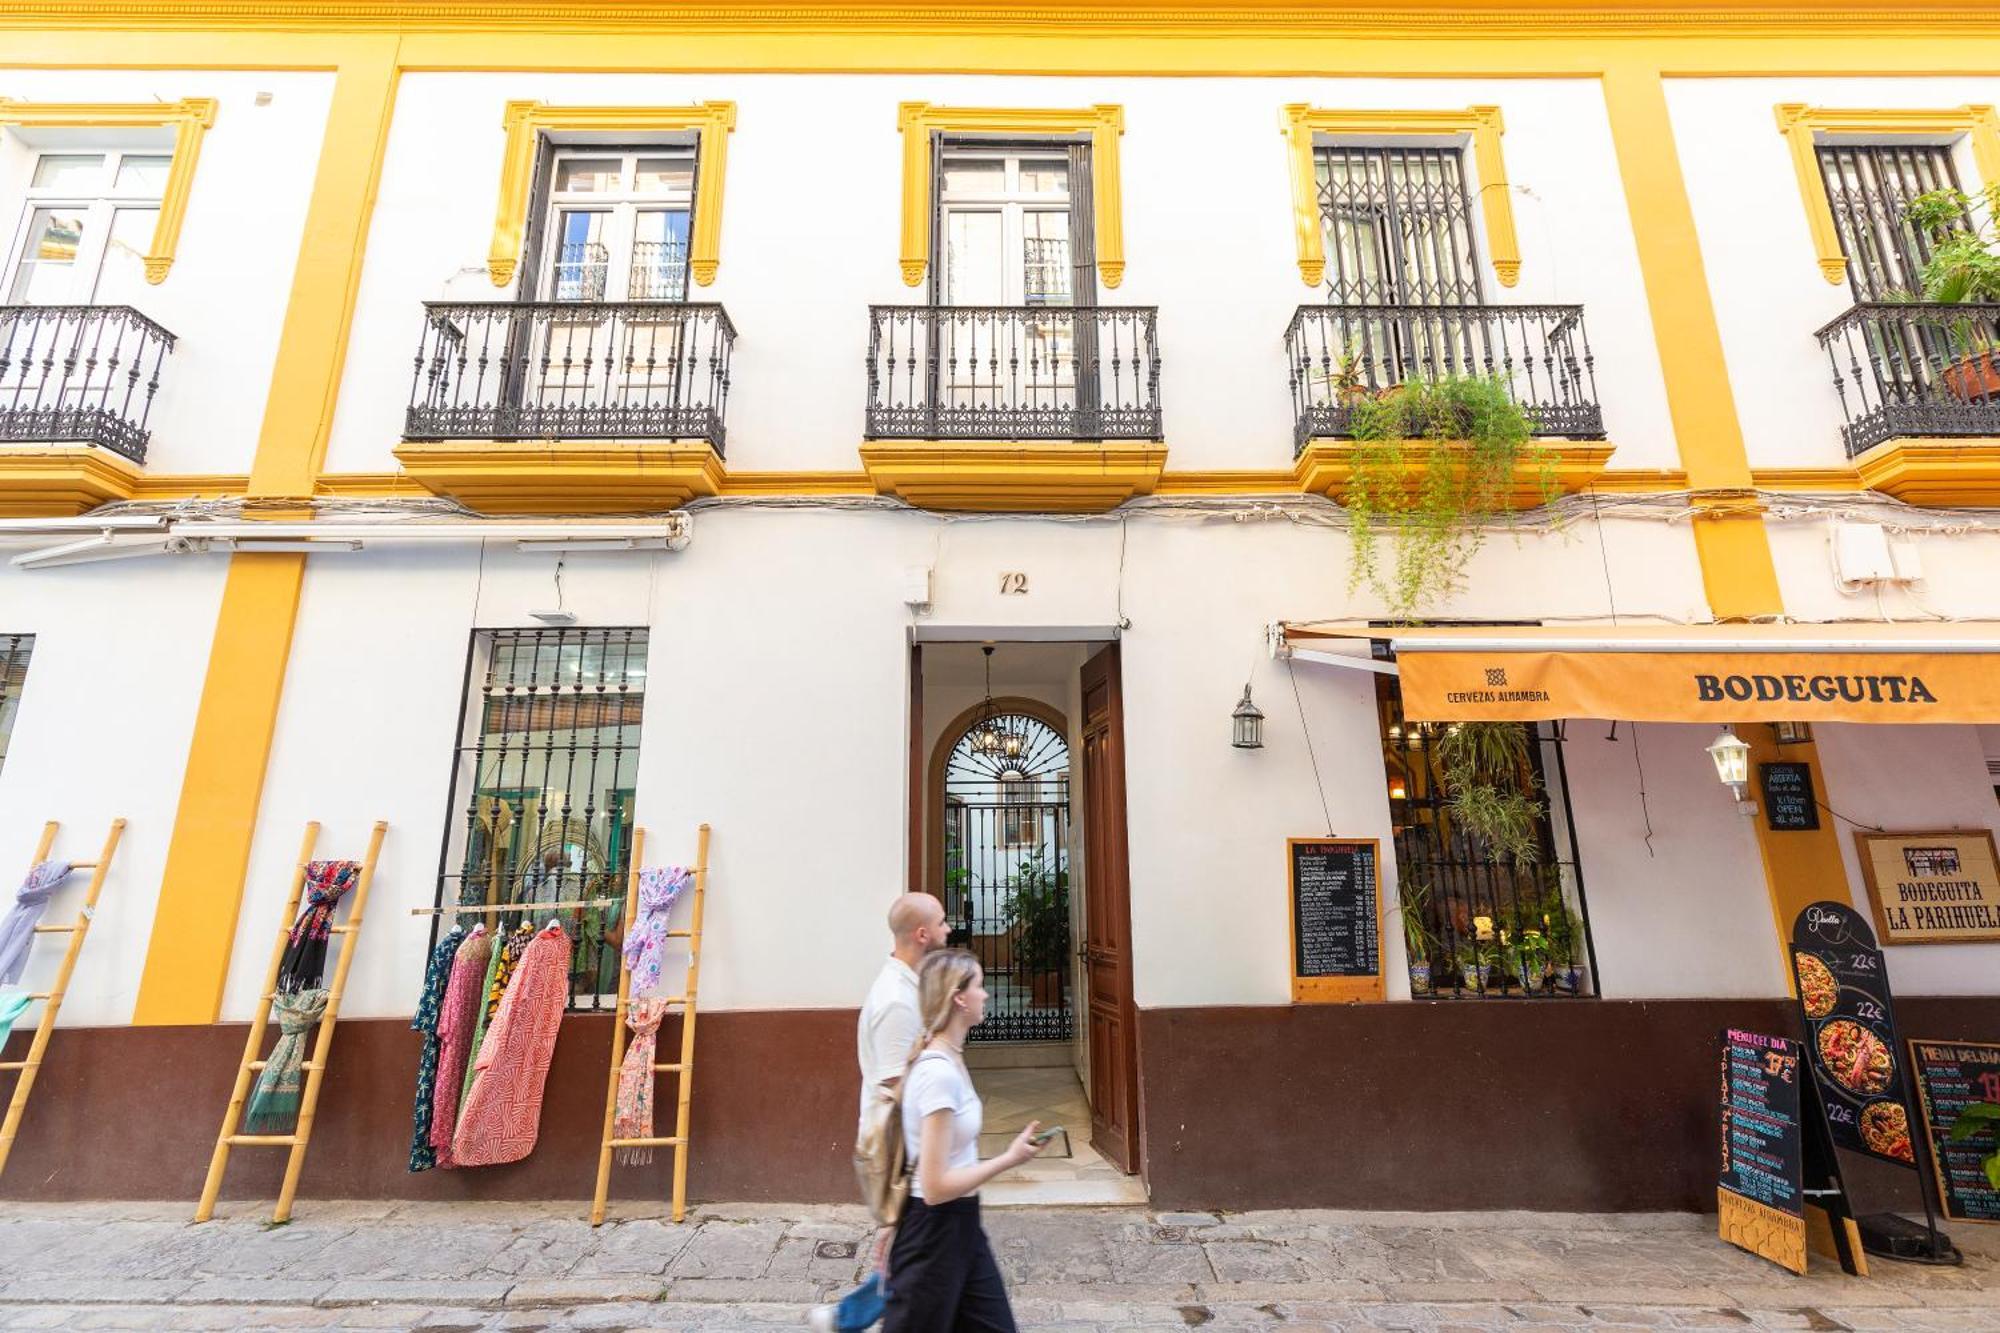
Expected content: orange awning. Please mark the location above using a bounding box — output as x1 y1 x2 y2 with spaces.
1281 621 2000 724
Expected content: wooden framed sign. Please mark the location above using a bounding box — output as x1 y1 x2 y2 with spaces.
1854 830 2000 945
1287 837 1383 1003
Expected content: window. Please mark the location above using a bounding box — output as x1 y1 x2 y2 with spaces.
1815 142 1964 300
0 635 33 776
937 147 1080 306
1376 672 1595 999
1315 145 1484 306
536 148 693 302
1000 775 1042 847
431 627 647 1010
5 150 168 305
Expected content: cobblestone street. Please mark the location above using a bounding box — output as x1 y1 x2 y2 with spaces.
0 1203 1996 1332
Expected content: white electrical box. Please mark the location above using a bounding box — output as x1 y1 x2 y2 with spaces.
900 565 932 607
1890 537 1925 583
1832 522 1896 584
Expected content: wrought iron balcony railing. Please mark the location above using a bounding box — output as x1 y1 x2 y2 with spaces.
406 300 735 452
866 305 1162 441
0 305 176 464
1816 302 2000 457
1285 303 1603 453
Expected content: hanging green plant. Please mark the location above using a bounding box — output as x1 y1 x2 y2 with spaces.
1344 374 1554 623
1434 720 1546 865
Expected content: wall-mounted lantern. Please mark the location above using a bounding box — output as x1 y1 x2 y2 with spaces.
1232 685 1265 750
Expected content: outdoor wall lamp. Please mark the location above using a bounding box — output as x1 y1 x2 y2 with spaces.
1706 727 1758 816
1232 684 1266 749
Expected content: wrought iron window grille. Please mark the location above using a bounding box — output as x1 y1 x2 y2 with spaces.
1815 142 1963 302
0 305 175 463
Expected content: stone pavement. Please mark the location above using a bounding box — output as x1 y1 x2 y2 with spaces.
0 1201 1997 1332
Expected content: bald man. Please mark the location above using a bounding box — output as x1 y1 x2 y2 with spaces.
856 893 950 1126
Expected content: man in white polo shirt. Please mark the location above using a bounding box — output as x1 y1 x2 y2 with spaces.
813 892 949 1332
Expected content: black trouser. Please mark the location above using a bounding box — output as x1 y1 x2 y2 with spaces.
882 1195 1015 1333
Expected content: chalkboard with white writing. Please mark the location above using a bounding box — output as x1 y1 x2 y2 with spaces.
1909 1039 2000 1225
1287 839 1381 1000
1718 1028 1808 1273
1760 762 1820 831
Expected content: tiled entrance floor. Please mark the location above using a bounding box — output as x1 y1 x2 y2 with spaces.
975 1064 1148 1206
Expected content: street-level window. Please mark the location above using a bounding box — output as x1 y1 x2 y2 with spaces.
429 627 647 1011
1314 144 1484 306
0 634 33 777
1376 673 1596 999
536 149 693 302
1815 142 1963 301
4 150 167 305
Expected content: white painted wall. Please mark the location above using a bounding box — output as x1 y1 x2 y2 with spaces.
325 72 1676 475
1767 515 2000 622
0 556 228 1026
1666 76 2000 472
0 70 333 475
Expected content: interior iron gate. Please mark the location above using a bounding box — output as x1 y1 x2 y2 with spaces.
943 713 1074 1042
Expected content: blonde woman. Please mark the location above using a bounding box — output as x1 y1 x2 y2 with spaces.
882 947 1046 1333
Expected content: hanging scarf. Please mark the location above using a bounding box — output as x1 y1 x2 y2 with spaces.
407 927 465 1172
243 987 328 1133
452 922 572 1167
462 921 535 1106
0 861 74 987
429 926 492 1167
0 990 33 1048
614 997 671 1165
622 867 692 998
276 861 360 994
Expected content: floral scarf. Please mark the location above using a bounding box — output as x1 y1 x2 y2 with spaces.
407 927 465 1172
0 861 74 987
277 861 360 994
621 867 692 997
614 997 672 1165
243 988 328 1133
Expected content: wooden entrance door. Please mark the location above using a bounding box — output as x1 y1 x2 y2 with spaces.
1080 643 1140 1174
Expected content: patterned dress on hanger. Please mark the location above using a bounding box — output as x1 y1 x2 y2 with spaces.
428 926 492 1168
452 922 572 1167
407 927 465 1172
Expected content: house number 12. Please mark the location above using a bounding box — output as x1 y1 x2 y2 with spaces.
999 572 1029 595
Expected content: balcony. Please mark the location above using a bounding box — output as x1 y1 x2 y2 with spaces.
394 299 735 514
860 305 1165 511
1817 303 2000 503
1285 303 1610 505
0 305 176 515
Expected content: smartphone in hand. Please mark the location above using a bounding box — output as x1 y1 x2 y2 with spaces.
1028 1125 1063 1146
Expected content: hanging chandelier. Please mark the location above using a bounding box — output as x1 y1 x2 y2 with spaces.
972 646 1020 759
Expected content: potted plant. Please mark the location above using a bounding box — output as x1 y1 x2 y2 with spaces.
1514 930 1552 994
1396 878 1437 996
1903 185 2000 401
1949 1101 2000 1191
1001 848 1071 1008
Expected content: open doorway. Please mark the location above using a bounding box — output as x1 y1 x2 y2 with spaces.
910 639 1144 1203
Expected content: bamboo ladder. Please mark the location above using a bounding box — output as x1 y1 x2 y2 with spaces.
0 818 128 1180
195 820 387 1224
590 823 710 1225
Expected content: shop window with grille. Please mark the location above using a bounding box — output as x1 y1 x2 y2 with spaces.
1376 672 1597 999
1816 142 1964 300
1315 145 1484 306
0 634 33 777
430 627 647 1011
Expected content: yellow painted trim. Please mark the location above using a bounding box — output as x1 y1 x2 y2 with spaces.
1852 437 2000 505
1775 103 2000 286
0 446 140 516
1602 64 1781 621
1282 103 1516 289
1156 469 1301 494
1293 438 1613 507
897 102 1125 289
392 439 726 512
720 469 874 495
860 440 1165 510
0 98 215 284
487 100 736 289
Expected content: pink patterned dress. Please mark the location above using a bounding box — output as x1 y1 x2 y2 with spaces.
451 922 572 1166
428 926 492 1168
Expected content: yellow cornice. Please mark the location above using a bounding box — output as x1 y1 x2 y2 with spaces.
859 440 1165 510
1282 104 1516 290
392 439 726 512
0 97 215 283
1156 468 1300 494
0 446 141 516
1774 102 2000 286
490 99 735 288
898 102 1125 289
1851 438 2000 506
1293 438 1613 507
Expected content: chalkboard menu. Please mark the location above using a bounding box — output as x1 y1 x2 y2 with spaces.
1287 838 1382 1003
1909 1039 2000 1224
1718 1028 1807 1274
1759 762 1819 831
1791 902 1918 1168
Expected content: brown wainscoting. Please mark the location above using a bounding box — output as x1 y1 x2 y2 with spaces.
1137 997 2000 1213
0 1010 857 1203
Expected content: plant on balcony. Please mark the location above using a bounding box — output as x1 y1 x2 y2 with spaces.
1001 847 1070 1007
1434 720 1546 867
1904 185 2000 401
1343 373 1553 622
1395 877 1438 996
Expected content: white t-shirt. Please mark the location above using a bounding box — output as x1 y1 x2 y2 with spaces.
856 957 921 1126
902 1049 982 1200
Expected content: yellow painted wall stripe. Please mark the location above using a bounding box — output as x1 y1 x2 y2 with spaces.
134 40 401 1025
1600 64 1784 623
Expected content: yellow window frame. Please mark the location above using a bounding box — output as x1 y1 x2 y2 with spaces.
1774 103 2000 286
896 102 1126 290
487 99 737 289
1280 104 1518 292
0 98 218 285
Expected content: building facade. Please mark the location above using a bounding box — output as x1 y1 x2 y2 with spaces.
1 0 1998 1213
